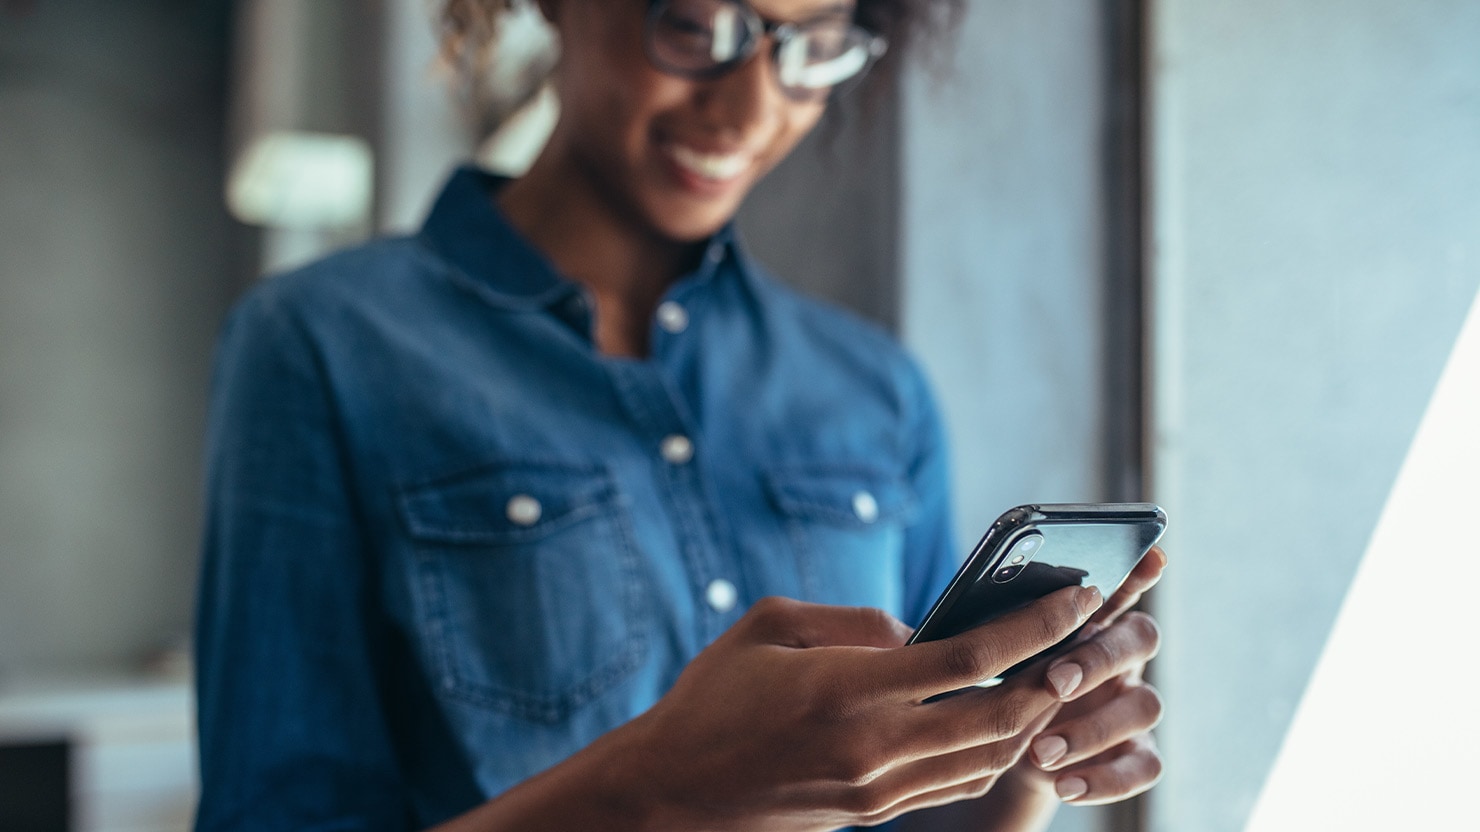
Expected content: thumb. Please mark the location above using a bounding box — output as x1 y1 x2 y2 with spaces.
750 598 912 649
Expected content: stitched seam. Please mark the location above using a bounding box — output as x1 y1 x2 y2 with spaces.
401 493 624 545
416 503 650 724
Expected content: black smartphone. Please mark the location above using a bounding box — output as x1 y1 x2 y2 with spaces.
908 503 1167 685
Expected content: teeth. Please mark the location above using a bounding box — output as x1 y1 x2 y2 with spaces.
669 145 750 181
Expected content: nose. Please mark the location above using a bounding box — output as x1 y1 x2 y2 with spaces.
693 45 787 137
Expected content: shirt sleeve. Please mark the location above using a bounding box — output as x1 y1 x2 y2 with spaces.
897 360 962 630
194 288 410 831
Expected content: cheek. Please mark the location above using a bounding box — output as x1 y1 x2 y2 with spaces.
561 54 688 163
554 13 661 137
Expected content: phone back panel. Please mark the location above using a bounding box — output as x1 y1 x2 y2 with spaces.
908 504 1166 671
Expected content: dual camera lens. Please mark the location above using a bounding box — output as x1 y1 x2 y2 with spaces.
991 532 1044 583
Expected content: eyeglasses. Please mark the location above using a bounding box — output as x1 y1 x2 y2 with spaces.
644 0 888 101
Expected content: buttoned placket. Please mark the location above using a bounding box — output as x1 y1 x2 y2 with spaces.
607 277 745 645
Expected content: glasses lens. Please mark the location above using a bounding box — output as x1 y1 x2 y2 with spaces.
648 0 754 75
645 0 886 98
776 25 880 95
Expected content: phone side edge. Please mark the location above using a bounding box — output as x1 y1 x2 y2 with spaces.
906 506 1037 645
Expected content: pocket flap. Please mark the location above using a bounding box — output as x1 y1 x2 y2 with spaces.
764 465 917 527
398 461 622 545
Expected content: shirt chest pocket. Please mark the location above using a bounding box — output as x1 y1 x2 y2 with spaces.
764 465 917 615
397 461 649 724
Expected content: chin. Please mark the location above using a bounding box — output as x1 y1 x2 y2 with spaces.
645 194 746 243
635 148 760 241
659 213 734 243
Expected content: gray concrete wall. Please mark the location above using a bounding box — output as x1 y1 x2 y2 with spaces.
1147 2 1480 830
0 1 236 671
900 0 1108 569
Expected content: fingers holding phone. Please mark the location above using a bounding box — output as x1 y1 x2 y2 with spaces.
1090 545 1168 628
1042 609 1162 701
1019 570 1166 806
612 504 1168 827
880 586 1100 754
614 585 1106 830
1030 721 1165 805
837 698 1066 820
1030 669 1163 761
895 503 1169 815
887 584 1104 702
799 586 1106 823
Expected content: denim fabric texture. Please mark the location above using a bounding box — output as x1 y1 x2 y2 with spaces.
194 166 960 830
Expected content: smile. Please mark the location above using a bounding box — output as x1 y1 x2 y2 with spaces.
666 144 753 183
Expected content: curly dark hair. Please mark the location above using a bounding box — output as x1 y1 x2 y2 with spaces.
848 0 964 80
440 0 962 125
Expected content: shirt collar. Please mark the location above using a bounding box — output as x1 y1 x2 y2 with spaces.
417 165 748 310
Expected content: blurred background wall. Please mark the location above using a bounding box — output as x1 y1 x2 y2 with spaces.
0 0 237 672
0 2 236 828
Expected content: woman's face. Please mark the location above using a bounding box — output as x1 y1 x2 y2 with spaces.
545 0 848 242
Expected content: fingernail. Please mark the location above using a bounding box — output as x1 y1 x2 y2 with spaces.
1076 586 1103 618
1056 776 1089 801
1047 662 1084 699
1032 735 1069 768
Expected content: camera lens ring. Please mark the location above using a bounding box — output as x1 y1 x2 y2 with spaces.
991 531 1045 584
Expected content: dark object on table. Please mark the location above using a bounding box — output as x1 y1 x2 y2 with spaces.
0 739 70 832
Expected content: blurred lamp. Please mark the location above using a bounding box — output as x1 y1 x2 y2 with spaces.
478 83 559 177
227 131 373 229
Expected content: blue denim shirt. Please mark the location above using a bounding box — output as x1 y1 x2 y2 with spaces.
195 167 959 830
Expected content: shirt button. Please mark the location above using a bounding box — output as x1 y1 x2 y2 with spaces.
705 579 738 613
505 494 543 526
656 301 689 334
660 434 694 464
852 491 880 524
706 243 725 264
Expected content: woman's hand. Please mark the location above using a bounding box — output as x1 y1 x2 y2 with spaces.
1008 546 1168 807
436 559 1159 832
593 585 1104 832
892 547 1168 832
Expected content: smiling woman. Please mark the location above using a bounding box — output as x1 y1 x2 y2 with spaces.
191 1 1166 830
